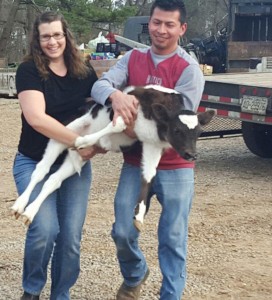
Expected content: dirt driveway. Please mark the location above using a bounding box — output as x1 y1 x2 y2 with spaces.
0 99 271 299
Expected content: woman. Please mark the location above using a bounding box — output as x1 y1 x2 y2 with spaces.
14 11 98 300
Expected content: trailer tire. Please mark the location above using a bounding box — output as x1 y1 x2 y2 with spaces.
242 121 272 158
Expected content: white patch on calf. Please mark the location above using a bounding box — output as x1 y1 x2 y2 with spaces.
179 115 198 129
123 85 179 95
123 86 136 94
134 109 160 143
144 85 179 94
135 200 146 224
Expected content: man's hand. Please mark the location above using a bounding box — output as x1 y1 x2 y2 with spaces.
109 90 138 126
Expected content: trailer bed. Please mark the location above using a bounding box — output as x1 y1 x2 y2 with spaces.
204 72 272 88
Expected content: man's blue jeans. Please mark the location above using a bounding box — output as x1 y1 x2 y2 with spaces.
111 162 194 300
13 152 91 300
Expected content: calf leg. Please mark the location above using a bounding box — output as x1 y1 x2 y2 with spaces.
11 113 92 219
75 116 126 149
11 140 67 218
22 151 85 225
134 143 162 232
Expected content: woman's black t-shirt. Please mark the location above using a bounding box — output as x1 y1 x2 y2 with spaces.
16 60 98 161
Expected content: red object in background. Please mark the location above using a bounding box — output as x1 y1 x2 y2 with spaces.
106 32 116 43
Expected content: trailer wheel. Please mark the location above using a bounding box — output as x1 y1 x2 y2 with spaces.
242 121 272 158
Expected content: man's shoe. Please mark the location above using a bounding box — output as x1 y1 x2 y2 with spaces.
20 292 40 300
116 268 150 300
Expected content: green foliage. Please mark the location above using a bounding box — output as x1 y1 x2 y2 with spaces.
34 0 138 43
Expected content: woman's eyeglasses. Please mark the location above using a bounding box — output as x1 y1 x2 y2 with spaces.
39 32 66 42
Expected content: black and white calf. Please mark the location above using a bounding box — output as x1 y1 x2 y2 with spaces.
11 85 214 230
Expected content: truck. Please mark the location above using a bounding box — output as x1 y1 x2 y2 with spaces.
200 70 272 158
186 0 272 74
195 0 272 158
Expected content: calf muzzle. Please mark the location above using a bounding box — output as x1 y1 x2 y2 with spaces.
183 152 197 161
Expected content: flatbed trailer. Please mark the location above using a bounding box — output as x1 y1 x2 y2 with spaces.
199 72 272 157
0 67 17 97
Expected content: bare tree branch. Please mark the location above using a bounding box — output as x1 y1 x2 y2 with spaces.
0 0 21 58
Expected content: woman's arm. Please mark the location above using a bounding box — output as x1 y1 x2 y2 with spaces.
19 90 79 147
19 90 103 160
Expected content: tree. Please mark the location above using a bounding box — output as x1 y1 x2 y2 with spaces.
0 0 228 63
184 0 228 42
46 0 138 43
0 0 21 58
125 0 151 16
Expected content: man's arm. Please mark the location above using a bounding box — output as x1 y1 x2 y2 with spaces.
175 63 205 112
91 51 132 105
91 50 138 125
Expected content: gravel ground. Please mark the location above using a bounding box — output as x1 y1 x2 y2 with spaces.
0 99 271 299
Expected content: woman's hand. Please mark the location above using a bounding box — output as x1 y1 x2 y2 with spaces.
77 145 107 161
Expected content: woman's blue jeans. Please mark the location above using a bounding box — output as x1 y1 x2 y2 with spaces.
13 152 91 300
111 163 194 300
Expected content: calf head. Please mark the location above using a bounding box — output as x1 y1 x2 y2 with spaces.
152 103 215 161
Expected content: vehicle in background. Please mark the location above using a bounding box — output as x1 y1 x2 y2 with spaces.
0 58 17 97
198 0 272 158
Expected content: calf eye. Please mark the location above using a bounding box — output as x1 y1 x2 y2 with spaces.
173 127 180 134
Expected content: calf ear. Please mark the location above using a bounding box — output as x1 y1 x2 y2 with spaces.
151 103 170 123
198 110 215 126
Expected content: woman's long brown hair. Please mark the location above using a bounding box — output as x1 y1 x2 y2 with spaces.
25 11 90 79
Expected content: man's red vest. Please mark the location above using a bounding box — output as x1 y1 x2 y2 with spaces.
123 49 195 170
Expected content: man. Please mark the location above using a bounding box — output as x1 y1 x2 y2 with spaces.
91 0 205 299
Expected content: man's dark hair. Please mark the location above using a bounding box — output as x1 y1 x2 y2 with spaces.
150 0 187 24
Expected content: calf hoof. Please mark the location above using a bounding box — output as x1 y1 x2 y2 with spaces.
113 117 126 132
10 209 21 220
22 215 32 227
10 204 23 219
134 219 144 232
10 199 27 219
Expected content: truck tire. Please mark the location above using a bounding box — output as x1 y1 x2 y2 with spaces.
242 121 272 158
